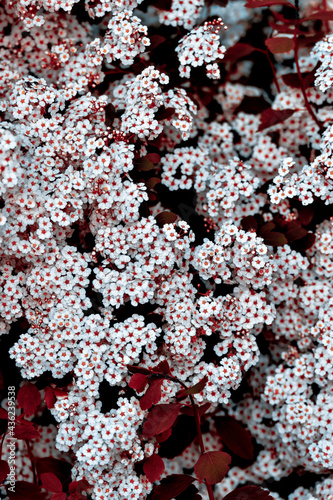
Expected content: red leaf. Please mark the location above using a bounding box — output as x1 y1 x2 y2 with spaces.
258 108 296 131
145 153 161 164
214 417 254 460
0 408 8 419
155 211 178 227
36 457 71 484
146 177 161 190
50 494 67 500
140 379 164 411
151 360 170 374
298 206 314 226
127 365 151 375
41 473 63 493
180 402 211 417
285 221 308 242
282 71 315 89
152 474 195 500
223 485 275 499
194 451 231 485
245 0 293 6
68 479 90 494
135 158 155 171
262 232 288 247
177 376 208 400
155 107 176 121
17 383 41 416
129 373 148 393
44 387 56 410
307 10 333 20
155 427 172 443
149 35 166 50
143 403 181 437
143 454 165 483
14 419 40 440
224 43 257 61
7 481 46 499
265 37 294 54
0 459 10 484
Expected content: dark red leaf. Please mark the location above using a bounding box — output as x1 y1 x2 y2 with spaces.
260 221 276 234
298 206 314 226
223 485 275 499
285 221 308 242
296 32 323 49
145 153 161 164
146 177 161 190
36 457 71 484
180 403 211 417
282 71 315 89
7 481 46 499
143 403 181 437
41 473 63 493
129 373 148 393
155 427 172 443
241 216 258 232
151 360 170 374
214 417 254 460
307 10 333 20
0 408 8 419
127 365 151 375
155 107 176 121
14 419 40 440
140 379 164 411
152 474 195 500
262 232 288 246
143 454 165 483
104 103 116 128
265 37 294 54
44 387 56 410
291 231 316 251
68 479 90 494
50 494 67 500
224 43 257 61
149 35 167 50
194 451 231 485
135 158 155 171
0 460 10 484
177 376 208 400
17 383 41 416
258 108 296 131
155 211 178 227
245 0 293 6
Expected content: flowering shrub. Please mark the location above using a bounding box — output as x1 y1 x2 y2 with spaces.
1 0 333 499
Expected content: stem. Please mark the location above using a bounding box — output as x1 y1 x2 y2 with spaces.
26 440 37 485
322 0 330 34
189 394 215 500
293 26 323 132
160 374 215 500
0 432 6 459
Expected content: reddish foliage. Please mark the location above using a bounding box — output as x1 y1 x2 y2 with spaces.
41 472 63 493
143 453 165 483
143 403 181 437
14 418 40 440
152 474 196 500
17 383 41 416
177 376 208 399
0 459 10 484
223 485 275 499
140 378 164 410
129 373 148 393
214 417 254 460
265 37 294 54
7 481 46 499
258 108 296 132
194 451 231 485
